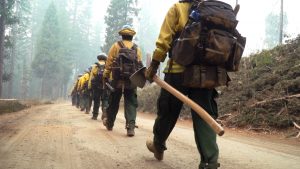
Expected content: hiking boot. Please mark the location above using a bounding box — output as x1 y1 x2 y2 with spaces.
103 118 112 131
91 116 97 120
106 125 113 131
146 139 164 161
200 163 220 169
102 118 107 126
127 128 135 137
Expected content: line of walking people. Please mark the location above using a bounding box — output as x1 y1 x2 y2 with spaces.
70 54 109 120
70 1 246 168
70 25 143 137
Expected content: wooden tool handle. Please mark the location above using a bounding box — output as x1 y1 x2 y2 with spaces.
153 75 224 136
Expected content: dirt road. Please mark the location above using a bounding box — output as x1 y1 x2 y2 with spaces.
0 103 299 169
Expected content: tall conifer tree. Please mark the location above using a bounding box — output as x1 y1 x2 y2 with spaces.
102 0 139 53
32 2 61 99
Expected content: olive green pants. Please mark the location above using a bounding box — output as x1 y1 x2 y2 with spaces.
153 73 219 168
106 88 138 129
80 92 92 113
91 88 109 118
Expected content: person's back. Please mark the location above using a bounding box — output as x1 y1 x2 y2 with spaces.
79 69 91 113
106 38 142 89
103 25 143 137
89 54 109 120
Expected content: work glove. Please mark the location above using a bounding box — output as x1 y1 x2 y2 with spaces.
102 70 110 84
145 59 160 82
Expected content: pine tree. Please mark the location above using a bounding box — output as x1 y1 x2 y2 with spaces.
0 0 31 98
6 0 31 98
0 0 21 97
102 0 139 53
32 2 61 99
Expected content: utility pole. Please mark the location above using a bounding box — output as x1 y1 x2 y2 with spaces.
279 0 283 44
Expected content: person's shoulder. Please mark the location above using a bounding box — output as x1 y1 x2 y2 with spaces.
176 1 191 6
169 1 190 13
109 42 119 49
113 41 120 47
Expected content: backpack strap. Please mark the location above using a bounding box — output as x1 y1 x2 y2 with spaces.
131 43 138 61
179 0 193 2
95 62 100 67
131 43 138 51
117 41 125 48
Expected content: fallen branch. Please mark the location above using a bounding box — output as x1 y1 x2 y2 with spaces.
218 113 232 120
250 94 300 107
292 121 300 138
293 121 300 130
216 119 225 127
247 127 271 133
0 99 18 101
296 132 300 139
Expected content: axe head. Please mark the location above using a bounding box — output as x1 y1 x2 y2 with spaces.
130 67 147 88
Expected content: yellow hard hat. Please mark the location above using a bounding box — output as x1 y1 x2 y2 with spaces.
118 25 136 36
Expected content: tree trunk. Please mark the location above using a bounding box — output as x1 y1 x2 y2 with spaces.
21 61 28 99
8 33 16 98
41 78 45 99
0 0 7 98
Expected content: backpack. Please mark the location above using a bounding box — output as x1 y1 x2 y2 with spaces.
91 62 105 89
112 41 140 81
172 0 246 72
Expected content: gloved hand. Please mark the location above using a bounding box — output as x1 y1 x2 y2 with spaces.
145 59 160 82
102 70 110 84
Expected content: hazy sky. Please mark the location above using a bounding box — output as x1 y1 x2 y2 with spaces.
92 0 300 56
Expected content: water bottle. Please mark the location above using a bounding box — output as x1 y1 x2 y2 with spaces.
189 10 201 22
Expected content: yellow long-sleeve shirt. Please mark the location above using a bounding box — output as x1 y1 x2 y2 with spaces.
104 40 142 78
88 60 106 89
78 72 90 91
152 2 191 73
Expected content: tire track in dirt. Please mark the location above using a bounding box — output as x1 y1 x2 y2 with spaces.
0 105 82 169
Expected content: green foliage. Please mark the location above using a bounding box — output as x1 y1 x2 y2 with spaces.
32 2 60 79
219 36 300 129
252 50 274 67
102 0 139 53
0 100 28 114
31 2 73 99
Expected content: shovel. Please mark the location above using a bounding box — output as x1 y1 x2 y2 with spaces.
130 67 224 136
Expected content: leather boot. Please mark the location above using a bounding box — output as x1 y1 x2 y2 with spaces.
199 163 220 169
146 139 164 161
127 127 135 137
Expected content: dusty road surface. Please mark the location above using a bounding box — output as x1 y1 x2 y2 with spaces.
0 103 299 169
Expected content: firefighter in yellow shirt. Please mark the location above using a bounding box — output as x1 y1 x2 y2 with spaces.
78 68 92 113
103 25 143 137
88 54 109 120
71 74 82 107
145 1 220 168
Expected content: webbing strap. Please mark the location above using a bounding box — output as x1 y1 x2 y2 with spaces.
117 41 125 48
118 41 138 51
